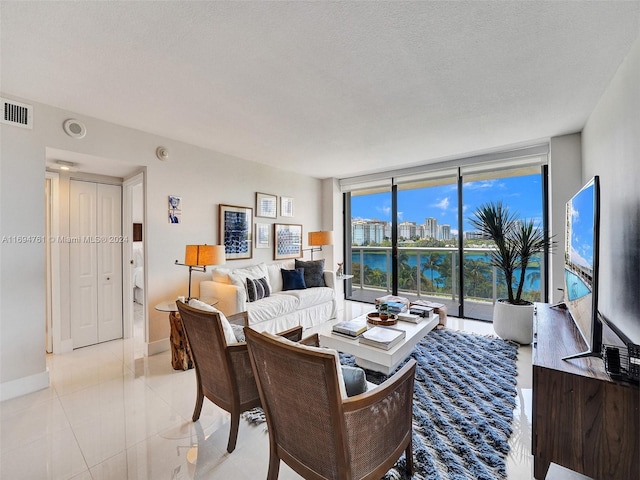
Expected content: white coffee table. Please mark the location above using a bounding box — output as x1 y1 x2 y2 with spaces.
314 313 438 375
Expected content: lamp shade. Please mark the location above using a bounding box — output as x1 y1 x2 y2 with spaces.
308 231 333 246
184 245 226 266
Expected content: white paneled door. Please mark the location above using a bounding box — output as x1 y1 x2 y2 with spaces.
70 180 123 348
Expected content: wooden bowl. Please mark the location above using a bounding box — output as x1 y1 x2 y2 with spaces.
366 312 398 326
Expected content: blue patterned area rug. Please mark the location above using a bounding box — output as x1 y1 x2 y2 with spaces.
245 328 519 480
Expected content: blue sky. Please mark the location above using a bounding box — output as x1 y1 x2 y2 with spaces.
351 174 543 233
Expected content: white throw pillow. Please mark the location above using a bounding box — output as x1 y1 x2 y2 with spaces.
233 263 268 282
262 332 348 399
211 267 232 284
187 299 238 345
266 260 295 292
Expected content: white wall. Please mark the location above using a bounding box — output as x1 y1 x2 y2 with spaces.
0 96 324 400
582 33 640 345
549 133 582 303
0 113 50 399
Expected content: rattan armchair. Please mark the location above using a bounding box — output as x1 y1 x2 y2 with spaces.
245 327 416 480
175 300 304 453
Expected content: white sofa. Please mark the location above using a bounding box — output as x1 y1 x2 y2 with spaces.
200 259 337 333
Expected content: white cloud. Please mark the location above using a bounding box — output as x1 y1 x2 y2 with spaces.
464 180 497 190
377 205 390 214
433 197 450 210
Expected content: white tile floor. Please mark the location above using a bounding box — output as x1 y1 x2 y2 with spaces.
0 301 534 479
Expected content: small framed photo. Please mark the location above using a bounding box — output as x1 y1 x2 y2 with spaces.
219 204 253 260
274 223 303 260
168 210 181 224
256 192 277 218
255 222 271 249
280 196 294 217
168 195 182 211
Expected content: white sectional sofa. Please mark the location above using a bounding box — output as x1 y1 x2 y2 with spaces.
200 259 337 333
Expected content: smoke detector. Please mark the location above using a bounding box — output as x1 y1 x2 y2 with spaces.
63 119 86 139
156 146 169 161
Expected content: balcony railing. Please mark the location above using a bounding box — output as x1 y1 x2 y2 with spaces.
348 245 543 320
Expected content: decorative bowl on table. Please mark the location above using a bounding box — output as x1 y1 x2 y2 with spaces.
366 312 398 326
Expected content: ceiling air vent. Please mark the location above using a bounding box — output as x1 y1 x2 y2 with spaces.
1 97 33 129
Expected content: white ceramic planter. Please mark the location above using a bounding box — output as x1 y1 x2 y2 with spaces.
492 300 534 344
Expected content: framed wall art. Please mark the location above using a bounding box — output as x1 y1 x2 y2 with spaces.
168 195 182 211
274 223 303 260
219 204 253 260
280 196 294 217
255 222 271 249
256 192 277 218
168 195 182 224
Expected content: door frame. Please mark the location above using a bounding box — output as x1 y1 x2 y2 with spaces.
45 171 62 353
122 172 147 350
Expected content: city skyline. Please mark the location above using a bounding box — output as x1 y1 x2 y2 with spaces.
351 174 543 236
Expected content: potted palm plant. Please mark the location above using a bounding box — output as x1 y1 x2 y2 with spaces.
469 201 551 344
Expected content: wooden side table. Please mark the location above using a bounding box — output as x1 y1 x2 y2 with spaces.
155 299 218 371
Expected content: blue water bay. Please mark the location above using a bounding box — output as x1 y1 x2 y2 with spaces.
351 250 541 291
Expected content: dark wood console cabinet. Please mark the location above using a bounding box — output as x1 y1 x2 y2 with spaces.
532 303 639 480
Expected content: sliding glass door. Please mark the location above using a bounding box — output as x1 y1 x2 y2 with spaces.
346 187 393 303
394 169 460 314
461 165 545 320
344 157 549 321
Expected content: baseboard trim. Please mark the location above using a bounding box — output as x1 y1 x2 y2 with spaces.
0 368 50 402
147 338 170 356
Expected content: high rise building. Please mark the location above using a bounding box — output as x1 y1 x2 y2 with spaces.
351 219 387 245
398 221 417 240
424 217 438 239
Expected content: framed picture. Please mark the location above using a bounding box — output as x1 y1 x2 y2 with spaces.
256 192 277 218
168 195 182 223
219 204 253 260
168 195 182 211
255 222 271 249
274 223 303 260
168 210 181 224
280 196 294 217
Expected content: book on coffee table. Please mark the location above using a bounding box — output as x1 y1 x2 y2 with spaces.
359 326 406 350
409 305 434 317
332 318 368 337
385 301 408 314
397 312 422 323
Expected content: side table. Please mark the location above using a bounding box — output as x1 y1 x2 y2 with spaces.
336 274 354 281
155 299 218 371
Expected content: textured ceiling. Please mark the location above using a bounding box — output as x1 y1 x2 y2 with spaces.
2 1 639 179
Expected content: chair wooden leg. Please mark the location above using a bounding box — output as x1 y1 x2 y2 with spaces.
192 388 204 422
267 448 280 480
405 437 414 476
226 410 240 453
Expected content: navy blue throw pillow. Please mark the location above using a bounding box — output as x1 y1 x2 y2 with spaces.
281 268 307 291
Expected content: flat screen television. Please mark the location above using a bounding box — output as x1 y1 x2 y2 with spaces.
562 176 602 360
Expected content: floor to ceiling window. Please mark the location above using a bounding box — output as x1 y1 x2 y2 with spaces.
346 186 393 300
343 147 549 321
461 164 545 320
394 169 460 315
